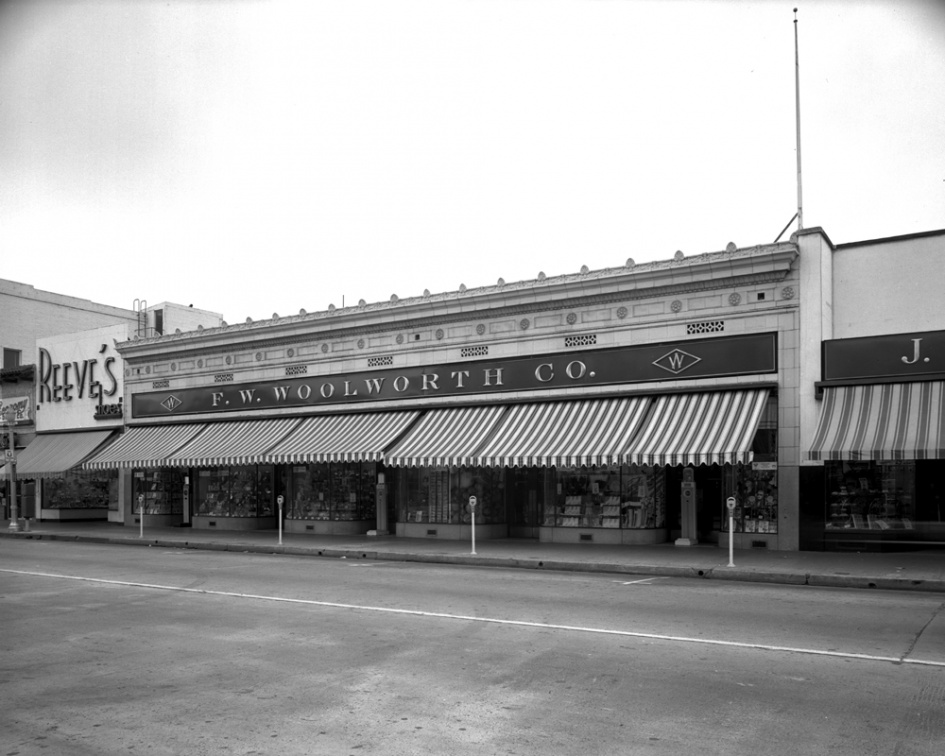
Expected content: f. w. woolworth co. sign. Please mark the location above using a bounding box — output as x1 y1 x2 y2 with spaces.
133 332 777 419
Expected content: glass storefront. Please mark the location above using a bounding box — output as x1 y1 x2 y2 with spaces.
726 465 779 534
195 465 274 518
122 449 780 540
823 460 945 544
721 395 779 535
382 461 783 537
285 462 377 522
389 465 673 532
825 461 913 530
134 469 186 515
396 467 506 525
44 470 119 510
549 465 666 529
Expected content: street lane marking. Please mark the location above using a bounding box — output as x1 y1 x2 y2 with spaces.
613 577 667 585
4 568 944 669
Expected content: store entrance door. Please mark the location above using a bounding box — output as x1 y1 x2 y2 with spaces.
696 466 723 544
916 460 945 528
182 474 191 526
507 468 541 539
666 466 723 544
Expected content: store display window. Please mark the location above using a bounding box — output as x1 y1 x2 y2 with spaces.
400 467 506 525
456 467 504 524
285 462 377 521
825 461 915 531
726 465 778 534
133 469 185 515
195 465 274 518
546 465 665 529
401 468 451 524
723 395 779 533
44 470 118 510
820 460 945 546
329 461 376 521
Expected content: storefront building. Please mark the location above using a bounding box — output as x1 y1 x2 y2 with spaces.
84 240 803 549
1 301 223 525
1 277 140 524
799 228 945 550
1 325 129 522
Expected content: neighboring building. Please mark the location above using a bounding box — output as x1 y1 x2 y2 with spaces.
0 279 141 522
1 278 220 365
1 279 139 370
1 281 223 525
799 228 945 550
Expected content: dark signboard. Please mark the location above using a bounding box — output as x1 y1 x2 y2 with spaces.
94 401 124 421
823 330 945 382
133 332 777 418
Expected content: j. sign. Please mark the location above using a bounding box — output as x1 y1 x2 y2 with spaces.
822 330 944 382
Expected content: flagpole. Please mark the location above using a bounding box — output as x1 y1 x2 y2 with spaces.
794 8 803 230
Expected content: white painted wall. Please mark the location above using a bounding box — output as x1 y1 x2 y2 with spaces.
832 233 945 338
148 302 224 335
796 229 833 471
35 324 133 432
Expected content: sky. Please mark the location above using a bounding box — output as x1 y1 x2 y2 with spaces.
1 0 943 324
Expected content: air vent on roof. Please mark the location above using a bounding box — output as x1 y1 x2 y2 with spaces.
214 373 234 383
367 356 394 367
152 379 170 389
285 365 308 376
461 345 489 358
686 320 724 335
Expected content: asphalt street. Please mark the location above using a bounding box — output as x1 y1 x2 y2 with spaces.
2 539 944 756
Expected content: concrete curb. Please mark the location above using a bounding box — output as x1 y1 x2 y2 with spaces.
708 568 809 586
806 574 945 592
4 530 944 593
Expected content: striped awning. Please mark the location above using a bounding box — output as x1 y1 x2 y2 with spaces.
471 397 652 468
807 381 945 461
3 430 117 479
385 405 508 468
266 411 421 464
83 424 206 470
162 418 303 468
627 389 770 467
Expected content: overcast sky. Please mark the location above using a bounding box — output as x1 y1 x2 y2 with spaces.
1 0 943 324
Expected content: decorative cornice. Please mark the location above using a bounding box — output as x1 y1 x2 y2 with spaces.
117 243 797 362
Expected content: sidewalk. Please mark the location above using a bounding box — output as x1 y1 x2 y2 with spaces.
3 520 944 593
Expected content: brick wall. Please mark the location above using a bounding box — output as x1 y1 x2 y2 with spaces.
0 279 138 361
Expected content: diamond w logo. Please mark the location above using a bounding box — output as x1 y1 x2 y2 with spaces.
161 395 182 412
653 349 701 375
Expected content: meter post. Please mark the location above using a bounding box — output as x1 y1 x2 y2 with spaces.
277 494 285 545
138 493 145 539
726 497 736 567
468 495 477 555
